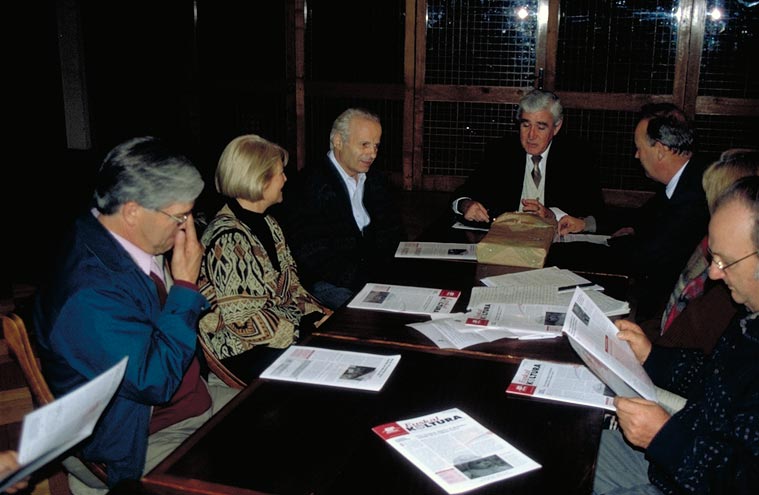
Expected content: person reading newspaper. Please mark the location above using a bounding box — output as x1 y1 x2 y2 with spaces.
593 176 759 494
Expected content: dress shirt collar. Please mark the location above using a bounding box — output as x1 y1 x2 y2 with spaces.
328 150 367 186
525 141 553 172
665 159 689 199
91 207 157 277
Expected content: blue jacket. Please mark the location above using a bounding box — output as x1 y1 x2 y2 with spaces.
33 212 208 486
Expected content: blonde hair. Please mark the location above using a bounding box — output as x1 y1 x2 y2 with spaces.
702 148 759 213
215 134 289 201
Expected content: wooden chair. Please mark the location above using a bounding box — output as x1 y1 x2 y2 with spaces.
197 331 246 389
1 312 110 487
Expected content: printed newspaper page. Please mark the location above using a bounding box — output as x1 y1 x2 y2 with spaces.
561 289 656 401
506 359 616 411
259 346 401 392
1 357 128 493
348 283 461 315
395 241 477 261
372 408 540 494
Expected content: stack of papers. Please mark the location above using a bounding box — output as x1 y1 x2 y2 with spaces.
348 283 461 316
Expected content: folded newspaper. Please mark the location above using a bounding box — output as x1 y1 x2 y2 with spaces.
348 283 461 315
395 241 477 261
561 288 656 401
373 408 540 493
506 358 616 411
259 345 401 392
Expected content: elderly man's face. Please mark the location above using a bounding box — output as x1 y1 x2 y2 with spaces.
519 109 562 157
708 198 759 312
139 201 195 255
333 117 382 178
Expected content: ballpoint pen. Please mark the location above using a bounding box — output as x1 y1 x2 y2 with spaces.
557 282 595 292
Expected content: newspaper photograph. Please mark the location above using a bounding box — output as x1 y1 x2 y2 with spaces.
372 407 540 494
259 345 401 392
395 241 477 261
348 283 461 315
506 359 616 411
562 289 656 401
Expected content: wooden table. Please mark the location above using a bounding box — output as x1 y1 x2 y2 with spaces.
120 337 603 495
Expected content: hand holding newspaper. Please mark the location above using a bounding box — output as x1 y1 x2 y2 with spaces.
373 408 540 494
0 357 128 492
561 288 656 401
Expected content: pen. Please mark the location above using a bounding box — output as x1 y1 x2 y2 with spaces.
557 282 595 292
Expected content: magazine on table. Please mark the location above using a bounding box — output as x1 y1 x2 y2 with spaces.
259 345 401 392
395 241 477 261
506 358 616 411
561 289 656 401
1 357 128 493
348 283 461 315
372 407 541 494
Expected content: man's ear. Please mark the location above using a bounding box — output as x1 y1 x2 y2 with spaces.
333 134 343 151
553 119 563 136
121 201 142 227
654 141 669 161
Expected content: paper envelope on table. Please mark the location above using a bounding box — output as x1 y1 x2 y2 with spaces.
476 212 556 268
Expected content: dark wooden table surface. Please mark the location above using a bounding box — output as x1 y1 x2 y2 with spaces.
117 337 603 495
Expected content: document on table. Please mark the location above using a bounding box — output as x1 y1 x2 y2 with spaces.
562 289 656 401
506 359 616 411
348 283 461 315
452 220 490 232
469 285 629 317
373 408 540 494
0 357 128 493
553 233 611 245
259 345 401 392
395 241 477 261
480 266 596 289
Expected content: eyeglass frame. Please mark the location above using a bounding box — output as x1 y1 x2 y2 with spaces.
155 209 190 225
707 247 759 272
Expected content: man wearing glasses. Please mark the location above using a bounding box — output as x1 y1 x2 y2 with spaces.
33 136 237 493
593 176 759 494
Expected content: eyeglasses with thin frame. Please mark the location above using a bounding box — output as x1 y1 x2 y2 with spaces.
707 247 759 272
156 209 190 225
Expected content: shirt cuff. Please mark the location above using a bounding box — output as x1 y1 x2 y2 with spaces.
173 280 199 292
452 197 471 215
550 207 567 222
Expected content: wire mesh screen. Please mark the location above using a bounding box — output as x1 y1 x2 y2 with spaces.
695 114 759 154
699 0 759 98
304 97 404 173
556 0 678 93
423 101 520 176
425 0 537 86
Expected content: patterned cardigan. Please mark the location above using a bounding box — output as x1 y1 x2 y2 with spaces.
197 204 327 359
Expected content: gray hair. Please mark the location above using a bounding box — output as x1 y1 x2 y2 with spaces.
517 89 563 125
93 136 204 214
329 108 381 151
712 175 759 251
638 103 694 155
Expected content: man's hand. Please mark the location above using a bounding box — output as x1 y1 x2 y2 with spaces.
461 200 491 223
521 198 555 220
615 397 670 448
0 450 29 494
558 215 586 236
615 319 653 364
170 213 204 284
612 226 635 237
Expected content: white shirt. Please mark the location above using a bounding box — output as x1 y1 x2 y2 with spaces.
665 160 689 199
328 151 371 231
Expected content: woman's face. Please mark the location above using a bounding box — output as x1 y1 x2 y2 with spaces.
261 159 287 210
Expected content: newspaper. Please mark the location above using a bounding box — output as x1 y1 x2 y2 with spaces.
463 302 566 335
259 345 401 392
407 316 557 350
1 357 128 493
372 408 541 494
395 241 477 261
562 289 656 401
554 233 611 245
506 358 616 411
348 283 461 315
469 285 629 317
480 266 595 289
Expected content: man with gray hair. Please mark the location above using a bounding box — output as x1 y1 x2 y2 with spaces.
33 136 237 493
277 108 403 310
593 175 759 494
451 88 604 226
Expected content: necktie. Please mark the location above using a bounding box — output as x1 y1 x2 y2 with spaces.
531 154 542 187
150 271 168 307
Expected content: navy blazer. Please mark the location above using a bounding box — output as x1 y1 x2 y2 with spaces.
452 133 605 219
274 156 403 292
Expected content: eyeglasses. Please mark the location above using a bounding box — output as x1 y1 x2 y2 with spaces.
707 247 759 272
156 209 190 225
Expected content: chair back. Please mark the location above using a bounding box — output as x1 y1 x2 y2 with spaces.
1 312 109 485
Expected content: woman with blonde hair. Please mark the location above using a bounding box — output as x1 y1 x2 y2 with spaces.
198 134 330 384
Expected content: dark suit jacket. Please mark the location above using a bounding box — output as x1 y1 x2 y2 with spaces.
609 154 711 321
452 133 605 219
273 156 403 292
